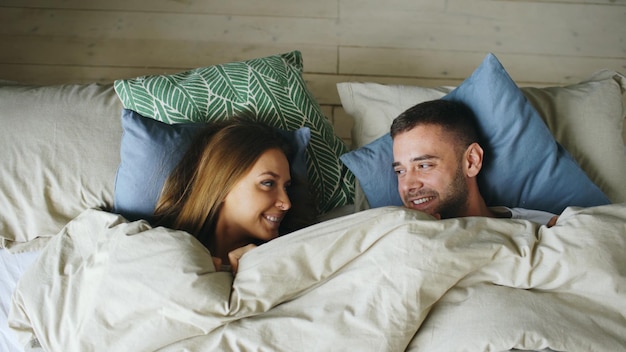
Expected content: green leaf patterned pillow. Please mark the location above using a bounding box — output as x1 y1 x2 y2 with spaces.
114 50 354 214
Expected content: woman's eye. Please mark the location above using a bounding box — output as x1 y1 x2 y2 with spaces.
261 180 275 187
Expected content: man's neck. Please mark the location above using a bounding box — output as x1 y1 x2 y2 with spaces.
462 190 499 218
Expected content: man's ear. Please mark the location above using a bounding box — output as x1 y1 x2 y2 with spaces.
464 142 484 178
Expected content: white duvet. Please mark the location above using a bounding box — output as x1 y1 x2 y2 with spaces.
8 204 626 351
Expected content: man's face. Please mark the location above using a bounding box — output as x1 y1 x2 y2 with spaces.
392 124 469 219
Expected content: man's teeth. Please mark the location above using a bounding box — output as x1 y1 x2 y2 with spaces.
412 197 433 205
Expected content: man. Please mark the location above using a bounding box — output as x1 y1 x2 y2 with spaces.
390 99 558 226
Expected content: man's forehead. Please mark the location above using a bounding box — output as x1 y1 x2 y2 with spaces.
407 123 446 136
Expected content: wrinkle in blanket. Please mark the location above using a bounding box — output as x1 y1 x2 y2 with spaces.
9 204 626 351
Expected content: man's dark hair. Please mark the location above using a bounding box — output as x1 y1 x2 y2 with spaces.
390 99 482 152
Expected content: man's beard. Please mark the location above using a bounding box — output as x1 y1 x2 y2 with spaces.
436 165 470 219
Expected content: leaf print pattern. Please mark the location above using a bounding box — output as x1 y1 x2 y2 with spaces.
114 51 354 214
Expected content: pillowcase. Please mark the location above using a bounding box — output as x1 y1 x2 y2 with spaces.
114 109 314 233
114 50 353 214
340 53 611 215
338 66 626 205
521 70 626 203
339 134 401 208
0 82 123 251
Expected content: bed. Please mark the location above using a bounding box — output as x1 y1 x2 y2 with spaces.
1 51 625 351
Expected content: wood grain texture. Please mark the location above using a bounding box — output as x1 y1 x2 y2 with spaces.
1 0 625 145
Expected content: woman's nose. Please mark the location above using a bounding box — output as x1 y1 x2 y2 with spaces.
276 192 291 210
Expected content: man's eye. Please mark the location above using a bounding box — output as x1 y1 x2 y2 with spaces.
418 163 432 169
394 169 405 175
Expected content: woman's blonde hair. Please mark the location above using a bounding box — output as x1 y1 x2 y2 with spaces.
153 118 292 247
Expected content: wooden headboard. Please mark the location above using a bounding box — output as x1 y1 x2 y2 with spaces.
1 0 624 144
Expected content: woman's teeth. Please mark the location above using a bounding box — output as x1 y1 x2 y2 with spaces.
265 215 281 223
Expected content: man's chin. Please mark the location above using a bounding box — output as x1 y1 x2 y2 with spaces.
403 203 438 218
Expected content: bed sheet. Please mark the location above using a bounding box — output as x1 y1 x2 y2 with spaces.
1 249 40 352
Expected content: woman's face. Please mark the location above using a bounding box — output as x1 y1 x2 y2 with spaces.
217 148 292 245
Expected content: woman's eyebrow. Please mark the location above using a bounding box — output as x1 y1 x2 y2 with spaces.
257 171 279 177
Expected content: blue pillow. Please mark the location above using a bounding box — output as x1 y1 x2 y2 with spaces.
340 134 402 208
340 53 610 214
114 109 312 223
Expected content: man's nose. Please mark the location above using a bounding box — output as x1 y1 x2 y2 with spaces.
401 171 424 193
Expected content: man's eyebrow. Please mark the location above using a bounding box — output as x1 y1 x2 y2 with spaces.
392 155 439 168
411 155 438 162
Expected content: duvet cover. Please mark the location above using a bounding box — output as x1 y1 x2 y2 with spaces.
9 204 626 351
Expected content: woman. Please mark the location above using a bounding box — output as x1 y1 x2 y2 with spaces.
154 118 294 273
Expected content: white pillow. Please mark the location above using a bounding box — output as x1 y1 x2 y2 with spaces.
0 83 123 250
338 70 626 203
521 70 626 202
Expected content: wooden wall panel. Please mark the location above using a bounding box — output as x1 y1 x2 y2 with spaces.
0 0 340 18
1 0 624 146
0 8 339 45
338 0 625 57
0 35 337 74
339 47 626 84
